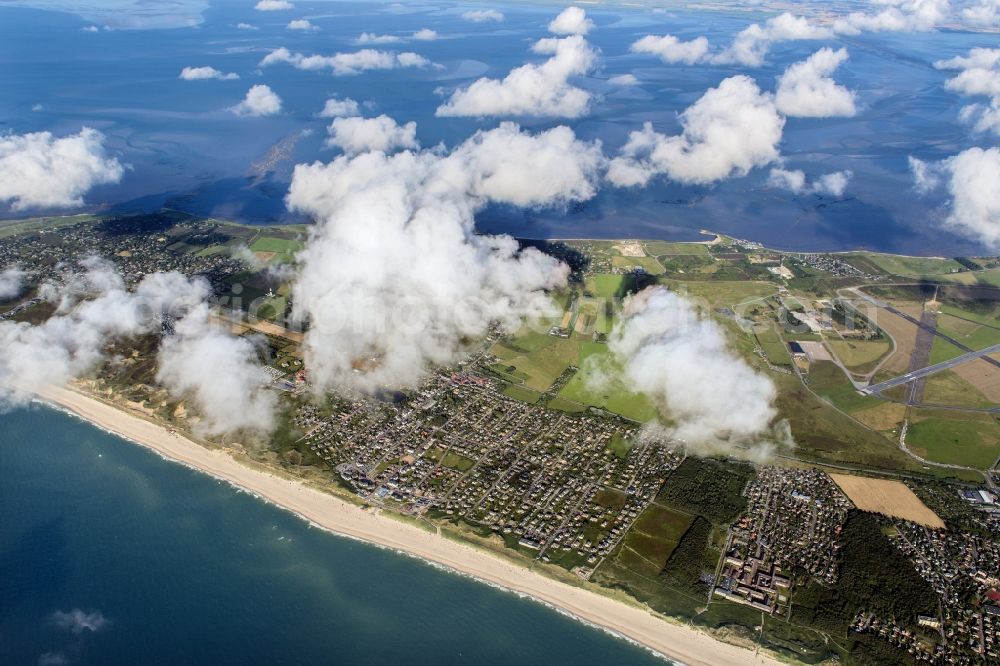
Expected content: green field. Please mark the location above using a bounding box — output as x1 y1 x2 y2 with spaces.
193 244 231 257
935 309 1000 353
662 279 776 309
933 268 1000 287
755 326 792 366
806 361 883 413
575 296 614 334
929 336 967 364
659 515 717 594
939 302 1000 326
490 331 580 392
773 373 918 470
921 371 992 408
254 294 287 322
607 432 633 459
855 253 966 278
611 255 664 275
250 236 304 263
590 503 704 618
617 504 694 572
441 451 476 472
556 349 659 422
907 411 1000 469
502 383 543 404
643 240 712 256
544 396 587 413
826 338 891 374
584 273 631 299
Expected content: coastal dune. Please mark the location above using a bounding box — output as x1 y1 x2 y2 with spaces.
32 384 780 666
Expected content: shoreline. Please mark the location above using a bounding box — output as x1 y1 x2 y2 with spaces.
29 383 782 666
1 210 975 260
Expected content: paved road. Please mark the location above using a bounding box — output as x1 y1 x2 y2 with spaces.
861 342 1000 395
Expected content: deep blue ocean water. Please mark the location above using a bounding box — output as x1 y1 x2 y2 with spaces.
0 404 669 665
0 1 997 254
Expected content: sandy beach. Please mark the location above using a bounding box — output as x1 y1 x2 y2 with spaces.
30 384 782 666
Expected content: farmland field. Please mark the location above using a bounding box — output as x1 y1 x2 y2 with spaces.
830 474 945 528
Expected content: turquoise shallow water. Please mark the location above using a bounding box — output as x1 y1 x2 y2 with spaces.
0 404 669 665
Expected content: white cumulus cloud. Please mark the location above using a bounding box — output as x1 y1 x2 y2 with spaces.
51 609 109 635
285 122 603 392
156 304 278 437
1 261 203 399
318 97 361 118
325 115 419 154
962 0 1000 26
260 47 433 75
179 66 239 81
909 147 1000 249
0 266 26 300
630 34 710 65
357 32 401 44
608 75 784 187
718 13 833 67
288 19 317 30
936 47 1000 136
436 35 596 118
231 84 282 117
609 73 639 86
768 167 853 195
255 0 293 10
834 0 950 34
413 28 438 40
775 48 857 118
0 260 278 434
630 13 832 68
607 286 779 456
0 128 124 211
548 6 594 35
461 9 504 22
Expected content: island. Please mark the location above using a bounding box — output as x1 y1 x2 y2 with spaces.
2 210 998 665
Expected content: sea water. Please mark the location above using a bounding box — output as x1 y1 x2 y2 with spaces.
0 1 997 254
0 404 670 665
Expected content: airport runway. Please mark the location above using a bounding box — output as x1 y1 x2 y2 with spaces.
852 289 1000 371
861 342 1000 395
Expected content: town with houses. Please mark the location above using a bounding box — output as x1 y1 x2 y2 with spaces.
3 213 1000 665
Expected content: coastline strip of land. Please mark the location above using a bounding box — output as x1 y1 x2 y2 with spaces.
29 383 781 666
